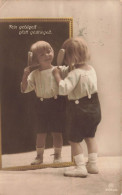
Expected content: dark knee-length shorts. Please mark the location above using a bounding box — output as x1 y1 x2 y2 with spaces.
66 93 101 142
34 96 66 133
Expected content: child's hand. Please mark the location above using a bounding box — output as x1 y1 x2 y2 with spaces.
53 67 61 76
21 66 31 92
24 66 31 76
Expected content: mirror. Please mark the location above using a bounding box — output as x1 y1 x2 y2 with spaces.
0 18 74 170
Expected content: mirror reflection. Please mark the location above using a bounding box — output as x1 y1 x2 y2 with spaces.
0 18 73 169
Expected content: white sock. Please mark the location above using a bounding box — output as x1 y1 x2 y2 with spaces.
88 153 97 163
74 153 85 166
54 147 62 155
36 147 44 157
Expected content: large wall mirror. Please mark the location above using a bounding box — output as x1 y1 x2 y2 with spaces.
0 18 74 170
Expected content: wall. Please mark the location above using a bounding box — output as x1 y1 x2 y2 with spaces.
0 0 7 8
0 0 121 156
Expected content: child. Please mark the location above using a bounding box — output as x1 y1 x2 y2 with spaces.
53 37 101 177
21 41 66 165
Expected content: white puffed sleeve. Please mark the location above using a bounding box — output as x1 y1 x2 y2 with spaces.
23 72 36 93
59 70 79 95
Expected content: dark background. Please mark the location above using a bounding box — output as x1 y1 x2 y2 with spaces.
0 19 72 154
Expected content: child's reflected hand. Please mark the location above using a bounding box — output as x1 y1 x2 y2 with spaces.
24 66 31 76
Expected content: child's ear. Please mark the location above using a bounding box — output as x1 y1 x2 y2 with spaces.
57 49 65 66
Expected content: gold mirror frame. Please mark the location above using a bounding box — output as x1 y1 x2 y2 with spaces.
0 17 75 171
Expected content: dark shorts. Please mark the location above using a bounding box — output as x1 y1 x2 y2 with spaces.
66 93 101 142
34 96 66 133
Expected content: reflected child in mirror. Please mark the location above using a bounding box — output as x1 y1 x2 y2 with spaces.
53 37 101 177
21 41 66 165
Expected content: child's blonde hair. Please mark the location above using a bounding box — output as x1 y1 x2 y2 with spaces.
62 37 90 68
30 41 54 65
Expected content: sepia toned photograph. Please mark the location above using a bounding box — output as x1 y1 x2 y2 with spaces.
0 0 121 195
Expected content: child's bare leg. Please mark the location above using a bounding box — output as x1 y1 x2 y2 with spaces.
84 137 98 174
69 141 83 156
52 132 63 163
84 137 97 153
31 133 47 165
36 133 47 148
64 141 87 177
52 132 63 148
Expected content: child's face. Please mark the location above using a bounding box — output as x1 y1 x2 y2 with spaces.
37 47 54 68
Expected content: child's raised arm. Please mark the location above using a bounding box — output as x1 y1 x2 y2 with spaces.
53 67 62 84
21 66 31 93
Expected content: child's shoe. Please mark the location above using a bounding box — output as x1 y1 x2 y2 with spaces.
53 147 62 163
31 147 44 165
64 153 88 177
64 166 88 177
86 153 99 174
86 162 99 174
31 155 43 165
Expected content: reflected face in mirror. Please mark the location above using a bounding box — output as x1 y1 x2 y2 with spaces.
0 18 73 169
37 47 54 67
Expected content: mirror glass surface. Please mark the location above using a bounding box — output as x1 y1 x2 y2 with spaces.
0 18 73 169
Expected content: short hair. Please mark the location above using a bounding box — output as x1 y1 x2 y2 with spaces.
30 41 54 65
62 37 90 67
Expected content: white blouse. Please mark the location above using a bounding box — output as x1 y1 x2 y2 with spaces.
22 66 68 99
59 65 98 100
